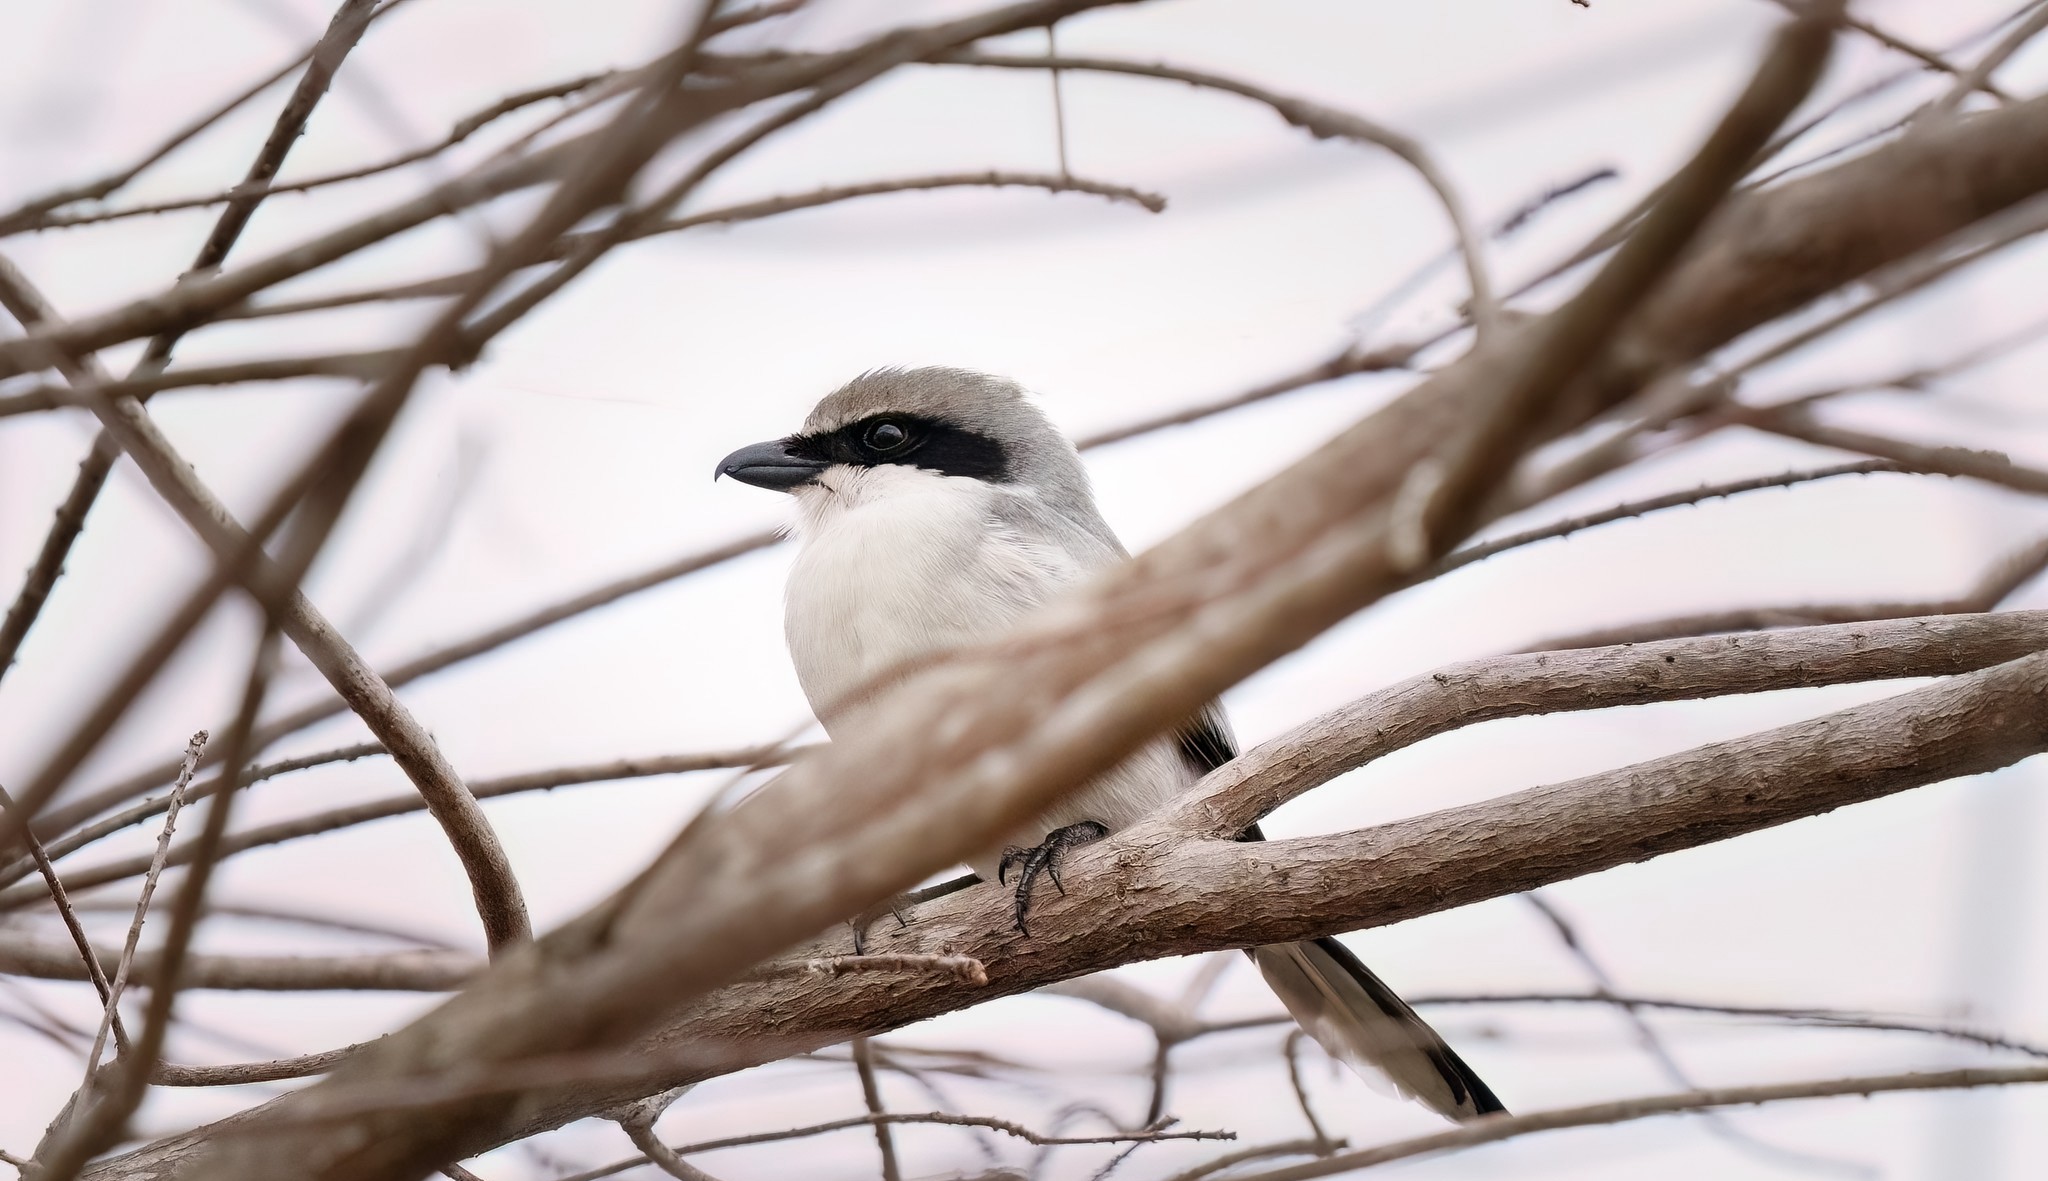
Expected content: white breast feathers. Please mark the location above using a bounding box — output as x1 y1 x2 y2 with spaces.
783 464 1077 721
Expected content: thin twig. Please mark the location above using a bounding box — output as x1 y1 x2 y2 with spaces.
1280 1031 1334 1153
1522 893 1872 1177
206 169 1162 323
760 954 988 986
41 329 1391 845
1526 531 2048 652
2 746 790 908
555 1114 1232 1181
704 0 807 38
153 1041 372 1087
1437 459 1903 576
1932 2 2048 116
0 0 390 837
23 73 617 233
35 628 279 1181
852 1037 904 1181
1409 992 2048 1059
1221 1066 2048 1180
1762 0 2011 100
618 1100 723 1181
0 351 398 419
0 786 127 1055
1744 407 2048 496
77 733 207 1096
1161 1139 1344 1181
942 51 1499 337
0 744 383 891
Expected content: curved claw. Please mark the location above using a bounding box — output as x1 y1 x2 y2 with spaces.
1005 821 1110 937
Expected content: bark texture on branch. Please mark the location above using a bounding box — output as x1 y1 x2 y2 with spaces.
88 641 2048 1179
10 612 2037 998
106 18 2048 1177
65 14 2048 1181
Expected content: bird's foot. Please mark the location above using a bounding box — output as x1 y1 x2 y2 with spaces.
847 897 909 956
847 872 982 954
996 821 1109 936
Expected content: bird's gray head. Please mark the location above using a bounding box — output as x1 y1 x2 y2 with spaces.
715 367 1092 507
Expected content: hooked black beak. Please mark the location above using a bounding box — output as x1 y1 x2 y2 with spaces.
715 438 827 491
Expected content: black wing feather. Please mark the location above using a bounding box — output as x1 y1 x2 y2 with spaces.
1175 703 1238 777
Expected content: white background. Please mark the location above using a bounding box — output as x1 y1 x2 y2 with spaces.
2 1 2047 1177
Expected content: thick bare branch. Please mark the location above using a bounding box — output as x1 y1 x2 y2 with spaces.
1172 609 2048 835
87 635 2048 1177
26 611 2030 992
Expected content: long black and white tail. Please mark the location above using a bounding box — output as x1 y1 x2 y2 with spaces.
1251 937 1505 1121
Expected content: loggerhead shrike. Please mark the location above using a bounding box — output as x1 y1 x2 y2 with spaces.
717 367 1504 1121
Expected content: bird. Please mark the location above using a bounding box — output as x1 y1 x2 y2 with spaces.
716 366 1505 1121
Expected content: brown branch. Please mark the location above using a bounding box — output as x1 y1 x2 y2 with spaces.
0 351 398 419
39 327 1389 847
852 1037 903 1181
29 609 2036 992
0 3 1147 380
67 13 2048 1175
1412 992 2048 1059
154 1041 371 1087
70 387 531 951
33 642 266 1181
87 634 2048 1178
0 786 128 1056
941 50 1500 336
1073 344 1418 449
1435 459 1904 577
2 746 791 908
1762 0 2012 101
704 0 808 38
32 533 784 842
1744 405 2048 496
1280 1032 1335 1155
23 73 617 233
1516 892 1858 1174
213 170 1163 323
1163 1138 1344 1181
1503 184 2048 515
1225 1066 2048 1179
564 1110 1228 1181
0 29 345 237
617 1102 723 1181
0 0 393 828
0 744 384 892
1526 534 2048 652
762 954 988 986
1932 4 2048 117
0 937 478 992
1173 609 2048 835
79 734 208 1087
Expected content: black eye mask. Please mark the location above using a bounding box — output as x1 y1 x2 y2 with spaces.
786 414 1011 481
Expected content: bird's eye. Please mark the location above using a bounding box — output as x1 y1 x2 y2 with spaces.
864 420 909 451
